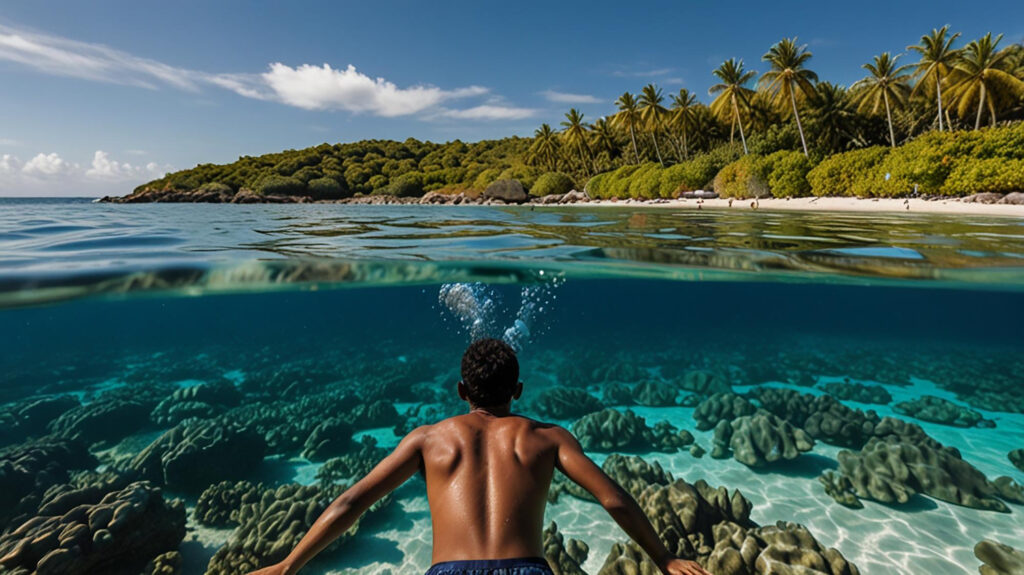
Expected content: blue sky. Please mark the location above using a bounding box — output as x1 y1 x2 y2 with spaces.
1 0 1022 195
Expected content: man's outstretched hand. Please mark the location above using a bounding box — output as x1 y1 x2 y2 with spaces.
661 557 712 575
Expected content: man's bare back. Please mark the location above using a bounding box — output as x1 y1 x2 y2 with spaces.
248 339 708 575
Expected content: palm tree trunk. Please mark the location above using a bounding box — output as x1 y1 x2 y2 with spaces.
936 74 945 132
650 131 664 165
790 88 809 157
683 128 689 160
883 91 896 147
733 96 749 155
577 142 590 177
667 132 683 162
975 83 986 130
628 125 640 164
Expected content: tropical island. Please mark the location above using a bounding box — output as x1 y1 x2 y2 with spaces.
106 29 1024 208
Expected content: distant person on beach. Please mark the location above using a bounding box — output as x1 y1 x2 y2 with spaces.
248 338 710 575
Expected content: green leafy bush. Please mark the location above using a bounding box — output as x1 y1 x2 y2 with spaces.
196 182 233 194
382 172 424 197
498 165 543 191
714 156 769 198
530 172 575 197
942 158 1024 195
257 175 306 196
807 147 890 197
764 151 813 197
307 177 349 199
628 163 664 199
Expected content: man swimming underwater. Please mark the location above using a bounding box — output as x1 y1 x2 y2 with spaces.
249 338 709 575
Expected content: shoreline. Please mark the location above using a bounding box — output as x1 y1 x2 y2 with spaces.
579 196 1024 216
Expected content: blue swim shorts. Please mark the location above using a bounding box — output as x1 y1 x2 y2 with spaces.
424 557 553 575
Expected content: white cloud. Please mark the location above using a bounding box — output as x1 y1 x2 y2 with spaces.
86 150 168 180
0 137 21 147
1 154 22 173
540 90 601 104
22 152 72 177
438 105 537 121
259 63 487 116
0 22 526 121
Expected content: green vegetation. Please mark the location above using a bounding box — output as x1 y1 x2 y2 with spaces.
130 28 1023 202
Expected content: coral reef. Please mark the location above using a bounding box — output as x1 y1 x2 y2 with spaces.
822 432 1016 511
692 393 757 431
301 417 355 461
634 381 680 407
48 398 154 445
129 419 266 492
819 381 892 404
676 370 731 396
543 521 589 575
894 395 993 428
150 380 242 426
0 437 96 526
712 411 815 467
0 395 81 448
572 409 686 453
0 481 185 575
602 383 634 406
316 436 389 485
194 480 265 528
1010 449 1024 473
530 388 604 419
975 540 1024 575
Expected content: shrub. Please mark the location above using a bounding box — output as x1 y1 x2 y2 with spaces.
714 156 769 199
942 158 1024 195
807 147 889 197
498 165 543 191
585 172 612 198
257 175 306 196
764 151 813 197
609 165 642 197
382 172 425 197
530 172 575 197
627 163 664 199
197 182 233 194
473 168 503 190
307 177 349 199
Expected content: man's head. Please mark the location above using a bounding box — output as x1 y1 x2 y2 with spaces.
458 338 521 408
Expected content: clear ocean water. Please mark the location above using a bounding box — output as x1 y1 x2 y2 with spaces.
1 198 1022 575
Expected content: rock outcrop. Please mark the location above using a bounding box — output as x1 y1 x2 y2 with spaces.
0 481 185 575
975 540 1024 575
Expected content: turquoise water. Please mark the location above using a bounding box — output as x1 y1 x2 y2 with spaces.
1 198 1023 574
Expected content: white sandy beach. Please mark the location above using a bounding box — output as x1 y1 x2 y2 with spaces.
581 196 1024 216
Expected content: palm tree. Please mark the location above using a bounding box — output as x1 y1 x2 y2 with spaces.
560 108 593 177
805 82 859 154
709 58 756 154
669 88 698 160
852 52 912 147
638 84 669 165
946 33 1024 129
760 37 819 156
612 92 642 163
529 123 561 172
589 117 618 160
908 26 961 131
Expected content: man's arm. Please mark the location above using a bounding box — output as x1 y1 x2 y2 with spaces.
552 427 710 575
248 426 427 575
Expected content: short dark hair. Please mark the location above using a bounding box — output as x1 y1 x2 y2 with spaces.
461 338 519 407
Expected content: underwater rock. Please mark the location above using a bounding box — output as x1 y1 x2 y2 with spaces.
48 398 153 445
316 436 389 485
677 370 731 396
712 411 815 467
530 388 604 419
819 381 892 404
1010 449 1024 473
0 481 185 575
749 387 816 426
871 416 942 447
689 444 706 458
301 417 355 461
348 399 401 429
0 437 97 526
634 381 680 407
206 483 360 574
150 380 242 426
992 476 1024 504
130 418 266 493
194 480 265 528
692 393 757 431
543 521 588 575
823 434 1013 511
571 409 683 453
141 551 182 575
598 479 858 575
602 383 634 406
802 396 880 449
975 540 1024 575
958 391 1024 415
894 395 992 428
0 395 81 448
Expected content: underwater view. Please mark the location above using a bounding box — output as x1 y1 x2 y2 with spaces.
1 198 1023 575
